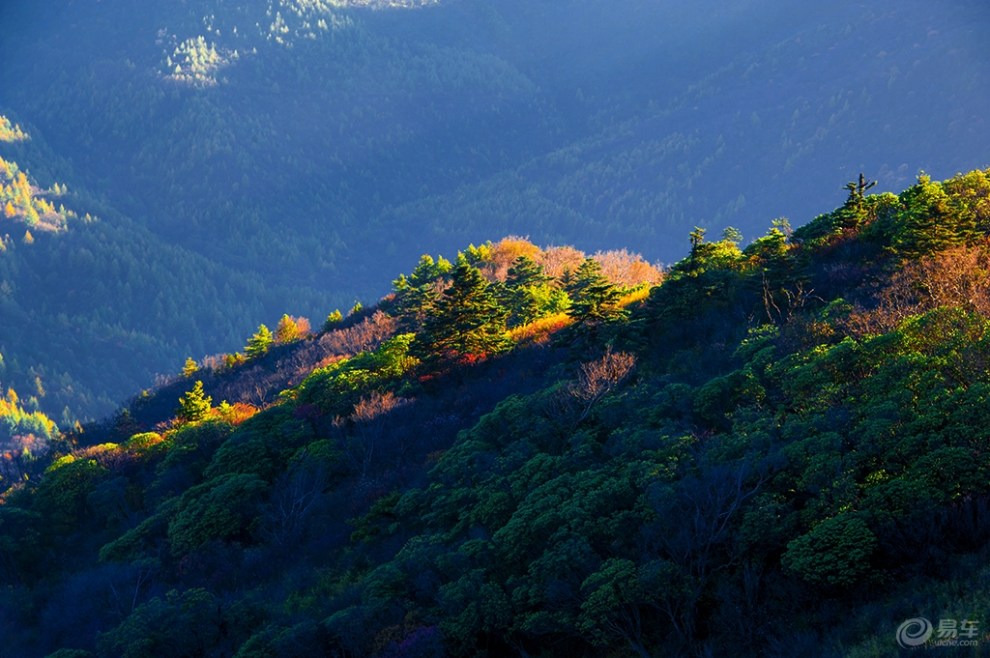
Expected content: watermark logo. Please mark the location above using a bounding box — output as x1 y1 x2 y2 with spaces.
897 618 933 648
896 617 981 649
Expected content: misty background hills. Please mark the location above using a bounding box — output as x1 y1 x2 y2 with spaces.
0 0 988 419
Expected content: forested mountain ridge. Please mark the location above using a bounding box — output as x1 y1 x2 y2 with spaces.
0 112 292 425
0 0 987 422
3 169 990 656
0 114 97 451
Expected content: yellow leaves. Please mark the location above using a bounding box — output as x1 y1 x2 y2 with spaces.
0 116 28 142
0 154 78 232
615 286 651 308
275 314 312 344
35 197 55 216
45 454 76 474
126 432 165 450
0 386 57 441
181 357 199 378
505 312 573 345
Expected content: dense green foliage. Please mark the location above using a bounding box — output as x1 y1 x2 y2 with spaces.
2 171 990 656
0 0 987 424
415 263 510 363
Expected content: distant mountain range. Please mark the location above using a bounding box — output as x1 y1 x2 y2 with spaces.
0 0 986 422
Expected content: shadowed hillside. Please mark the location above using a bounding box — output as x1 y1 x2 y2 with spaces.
3 170 990 656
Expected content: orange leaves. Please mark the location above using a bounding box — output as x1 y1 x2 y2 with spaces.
482 236 543 281
351 390 408 423
591 249 664 287
538 244 586 279
843 241 990 337
215 401 259 426
570 348 637 405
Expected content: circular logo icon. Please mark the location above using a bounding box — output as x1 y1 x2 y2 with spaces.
896 617 933 648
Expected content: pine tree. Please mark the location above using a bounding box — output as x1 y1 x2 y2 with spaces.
503 255 552 326
834 173 877 230
417 263 509 362
687 227 707 273
894 174 975 256
245 324 273 358
565 259 627 325
177 380 212 422
392 254 452 330
506 255 551 289
722 226 743 245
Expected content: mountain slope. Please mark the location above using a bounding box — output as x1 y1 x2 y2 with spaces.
2 170 990 656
